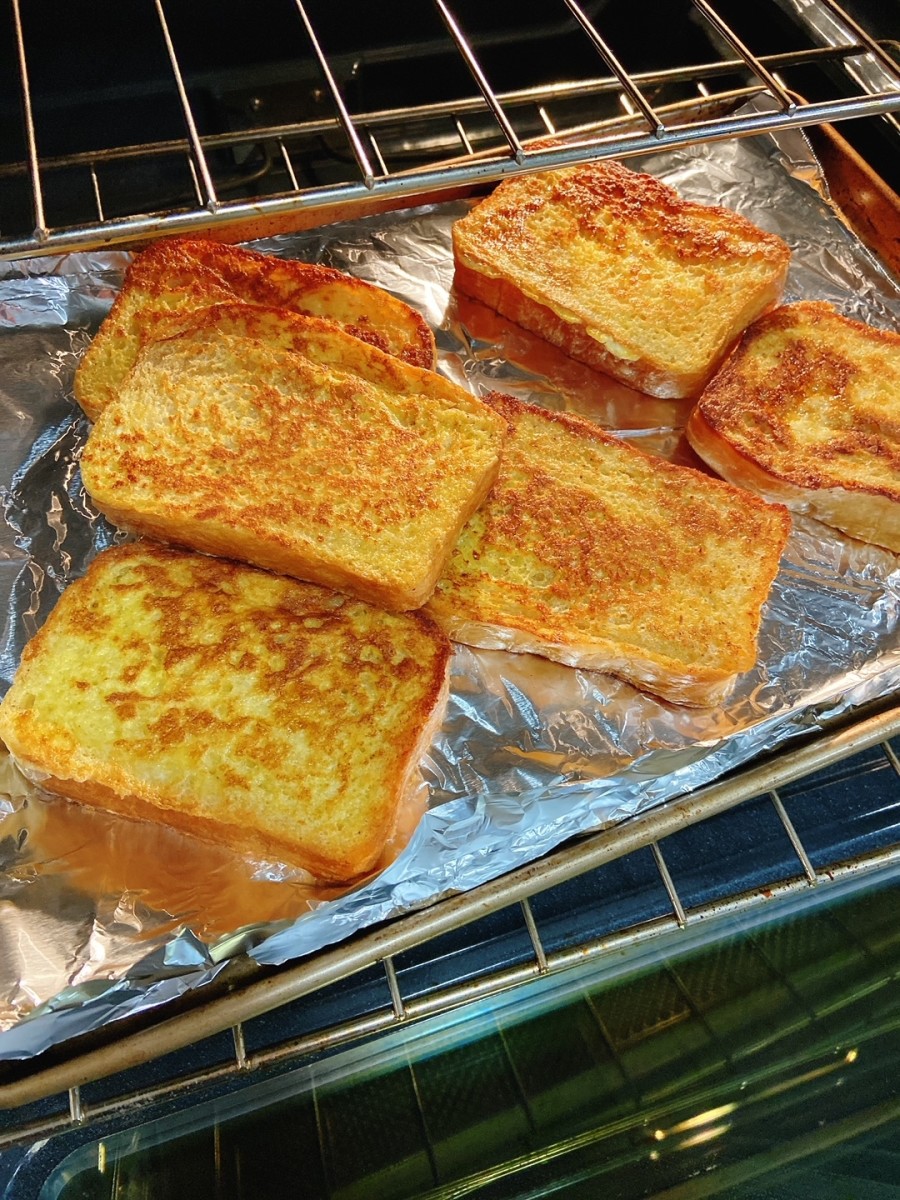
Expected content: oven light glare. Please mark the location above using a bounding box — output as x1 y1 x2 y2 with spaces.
678 1122 731 1149
652 1102 738 1143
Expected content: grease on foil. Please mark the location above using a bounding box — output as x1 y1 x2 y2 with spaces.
0 113 899 1061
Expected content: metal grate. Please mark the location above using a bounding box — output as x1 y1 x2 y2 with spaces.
1 0 899 258
15 876 900 1197
1 0 899 1170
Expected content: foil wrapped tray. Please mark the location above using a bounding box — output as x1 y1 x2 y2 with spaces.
0 120 898 1063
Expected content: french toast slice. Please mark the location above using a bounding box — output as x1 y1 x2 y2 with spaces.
0 542 452 882
452 159 790 399
80 305 507 611
686 301 900 552
74 236 436 421
426 392 791 706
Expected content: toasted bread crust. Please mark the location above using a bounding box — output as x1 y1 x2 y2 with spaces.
74 236 436 421
0 543 452 881
80 305 506 610
452 160 790 398
427 392 791 706
686 301 900 551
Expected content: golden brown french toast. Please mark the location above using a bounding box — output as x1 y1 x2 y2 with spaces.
686 301 900 552
426 392 791 706
79 305 506 611
74 236 437 421
452 159 790 399
0 542 451 882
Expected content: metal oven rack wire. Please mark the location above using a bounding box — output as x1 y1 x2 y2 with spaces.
1 0 900 1151
2 0 900 258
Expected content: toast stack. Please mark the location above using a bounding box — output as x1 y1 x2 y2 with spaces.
80 304 507 611
74 236 436 421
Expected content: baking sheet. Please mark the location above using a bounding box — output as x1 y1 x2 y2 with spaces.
0 118 898 1061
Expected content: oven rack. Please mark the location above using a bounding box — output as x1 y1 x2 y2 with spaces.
1 0 899 1164
10 862 899 1200
3 0 900 259
1 700 898 1143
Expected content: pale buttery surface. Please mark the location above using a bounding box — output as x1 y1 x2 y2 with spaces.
452 159 790 398
74 235 436 421
426 392 791 706
0 543 451 882
80 305 506 611
687 301 900 552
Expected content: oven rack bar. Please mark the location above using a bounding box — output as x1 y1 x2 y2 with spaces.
2 702 898 1131
4 86 899 262
0 44 877 179
4 0 900 259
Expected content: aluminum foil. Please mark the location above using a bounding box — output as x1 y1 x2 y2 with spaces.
0 118 898 1062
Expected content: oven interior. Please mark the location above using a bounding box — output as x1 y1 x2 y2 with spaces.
0 0 899 1194
40 864 900 1198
